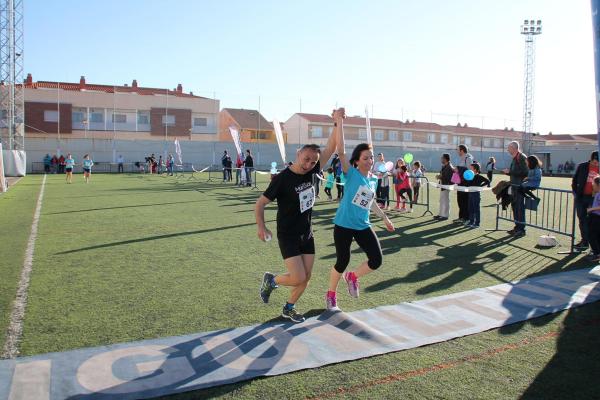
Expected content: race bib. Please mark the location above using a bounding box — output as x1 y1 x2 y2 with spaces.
299 186 315 213
351 185 375 210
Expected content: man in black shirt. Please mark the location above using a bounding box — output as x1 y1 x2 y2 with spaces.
255 110 338 323
244 149 254 187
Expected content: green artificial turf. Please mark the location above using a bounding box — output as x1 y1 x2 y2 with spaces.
1 172 597 399
0 176 43 348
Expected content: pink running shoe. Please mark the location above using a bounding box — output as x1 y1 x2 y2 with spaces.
326 292 339 310
343 271 360 298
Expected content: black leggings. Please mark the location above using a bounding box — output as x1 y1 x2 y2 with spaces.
398 188 413 207
333 225 383 273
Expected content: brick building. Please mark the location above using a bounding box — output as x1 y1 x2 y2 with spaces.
283 113 547 151
19 74 220 141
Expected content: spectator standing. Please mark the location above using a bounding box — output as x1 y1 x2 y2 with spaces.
117 154 124 173
434 153 453 221
244 149 254 187
454 144 474 223
485 157 496 187
572 151 599 250
43 154 52 173
502 141 528 237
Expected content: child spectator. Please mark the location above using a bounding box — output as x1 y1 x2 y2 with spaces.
466 162 490 228
324 167 335 200
434 153 454 221
412 161 424 204
520 155 543 199
394 165 413 212
379 169 391 210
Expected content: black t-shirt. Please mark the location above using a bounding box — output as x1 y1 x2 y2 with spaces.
465 174 490 187
245 155 254 168
263 161 321 236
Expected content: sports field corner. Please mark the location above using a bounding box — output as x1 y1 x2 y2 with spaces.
0 172 598 399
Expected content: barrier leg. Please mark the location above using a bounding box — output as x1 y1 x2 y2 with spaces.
421 178 433 216
250 169 260 190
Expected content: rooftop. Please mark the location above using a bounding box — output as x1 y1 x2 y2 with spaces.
20 73 206 99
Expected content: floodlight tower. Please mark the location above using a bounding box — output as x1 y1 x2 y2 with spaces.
0 0 24 151
521 19 542 155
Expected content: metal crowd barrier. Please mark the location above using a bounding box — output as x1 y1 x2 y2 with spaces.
390 175 432 216
488 183 576 253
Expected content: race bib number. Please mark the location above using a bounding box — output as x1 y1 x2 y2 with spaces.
351 185 375 210
299 186 315 213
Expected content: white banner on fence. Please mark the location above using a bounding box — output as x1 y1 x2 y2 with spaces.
428 181 492 192
228 126 242 157
273 119 286 164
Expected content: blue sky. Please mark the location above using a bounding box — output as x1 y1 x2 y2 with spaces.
26 0 596 135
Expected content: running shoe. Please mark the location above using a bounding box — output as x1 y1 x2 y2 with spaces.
344 271 360 298
281 307 305 323
326 292 340 311
260 272 277 303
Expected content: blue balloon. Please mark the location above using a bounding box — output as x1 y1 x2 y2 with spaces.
271 161 277 168
377 164 387 173
463 169 475 181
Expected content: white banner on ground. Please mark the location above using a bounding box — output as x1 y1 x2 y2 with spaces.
0 144 6 192
365 106 372 146
1 267 598 399
272 119 286 164
228 126 242 157
428 181 492 192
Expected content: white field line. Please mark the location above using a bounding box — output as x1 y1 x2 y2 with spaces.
1 174 47 359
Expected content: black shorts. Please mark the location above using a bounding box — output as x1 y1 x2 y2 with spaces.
83 168 91 173
277 232 315 260
65 168 73 173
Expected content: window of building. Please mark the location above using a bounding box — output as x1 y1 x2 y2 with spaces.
440 134 448 144
112 114 127 123
374 129 384 141
193 117 208 127
72 111 85 123
427 133 436 143
162 115 175 126
44 110 59 122
90 112 103 123
403 131 412 141
311 126 323 138
452 136 460 145
388 131 398 141
464 136 472 146
328 126 333 136
358 128 367 140
137 111 149 125
483 138 491 147
494 138 502 148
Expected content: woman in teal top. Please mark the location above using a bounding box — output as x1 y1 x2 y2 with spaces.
82 154 94 184
326 108 394 311
65 153 75 184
